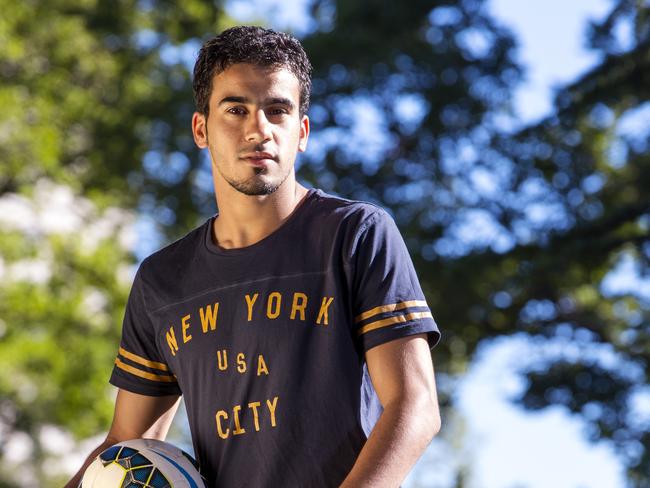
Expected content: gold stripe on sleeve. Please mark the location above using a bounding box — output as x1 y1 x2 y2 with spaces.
114 358 177 383
357 311 433 336
119 346 169 371
354 300 428 323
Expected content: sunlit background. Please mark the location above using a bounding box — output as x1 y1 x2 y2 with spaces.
0 0 648 486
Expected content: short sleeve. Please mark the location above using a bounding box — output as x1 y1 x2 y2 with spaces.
109 265 182 397
350 209 441 353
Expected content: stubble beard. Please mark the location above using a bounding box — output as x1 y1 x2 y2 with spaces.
213 151 293 196
223 166 288 196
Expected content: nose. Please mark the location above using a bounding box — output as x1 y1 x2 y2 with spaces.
245 109 272 143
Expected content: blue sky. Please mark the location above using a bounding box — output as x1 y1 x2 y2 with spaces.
490 0 611 124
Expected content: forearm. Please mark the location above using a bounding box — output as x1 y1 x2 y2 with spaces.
340 399 440 488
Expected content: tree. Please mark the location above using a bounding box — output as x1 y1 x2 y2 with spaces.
300 0 521 370
0 1 232 484
0 181 133 485
1 1 519 482
300 0 649 484
497 1 650 483
2 0 648 485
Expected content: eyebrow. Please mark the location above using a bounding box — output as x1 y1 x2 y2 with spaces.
217 96 295 110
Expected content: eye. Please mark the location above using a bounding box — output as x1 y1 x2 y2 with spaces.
226 106 247 115
267 107 289 116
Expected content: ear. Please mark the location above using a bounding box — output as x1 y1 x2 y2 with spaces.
192 112 208 149
298 115 310 152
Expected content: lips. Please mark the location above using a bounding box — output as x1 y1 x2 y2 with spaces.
241 152 276 168
241 152 276 161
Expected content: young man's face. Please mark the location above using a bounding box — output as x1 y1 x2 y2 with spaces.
192 63 310 196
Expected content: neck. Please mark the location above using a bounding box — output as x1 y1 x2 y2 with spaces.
211 176 309 250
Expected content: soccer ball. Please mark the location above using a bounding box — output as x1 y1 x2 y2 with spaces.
81 438 206 488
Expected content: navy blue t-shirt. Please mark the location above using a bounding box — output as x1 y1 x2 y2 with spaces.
110 188 440 487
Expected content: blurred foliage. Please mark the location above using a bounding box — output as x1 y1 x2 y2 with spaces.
0 0 648 486
0 0 232 234
0 182 136 485
0 0 233 485
302 1 649 482
490 3 650 483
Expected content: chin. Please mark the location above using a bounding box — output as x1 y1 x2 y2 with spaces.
230 179 281 196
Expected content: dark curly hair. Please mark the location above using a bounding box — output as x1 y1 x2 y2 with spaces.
193 26 313 118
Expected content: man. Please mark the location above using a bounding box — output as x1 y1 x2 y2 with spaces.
68 26 441 487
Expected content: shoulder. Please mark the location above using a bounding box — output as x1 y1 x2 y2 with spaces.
308 188 391 231
305 189 399 263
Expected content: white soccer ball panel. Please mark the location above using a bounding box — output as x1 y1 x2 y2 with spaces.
81 460 127 487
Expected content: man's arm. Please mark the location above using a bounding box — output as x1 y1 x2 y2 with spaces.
340 334 441 488
64 389 181 488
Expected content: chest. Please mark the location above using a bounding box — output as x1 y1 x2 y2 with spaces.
150 267 356 378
